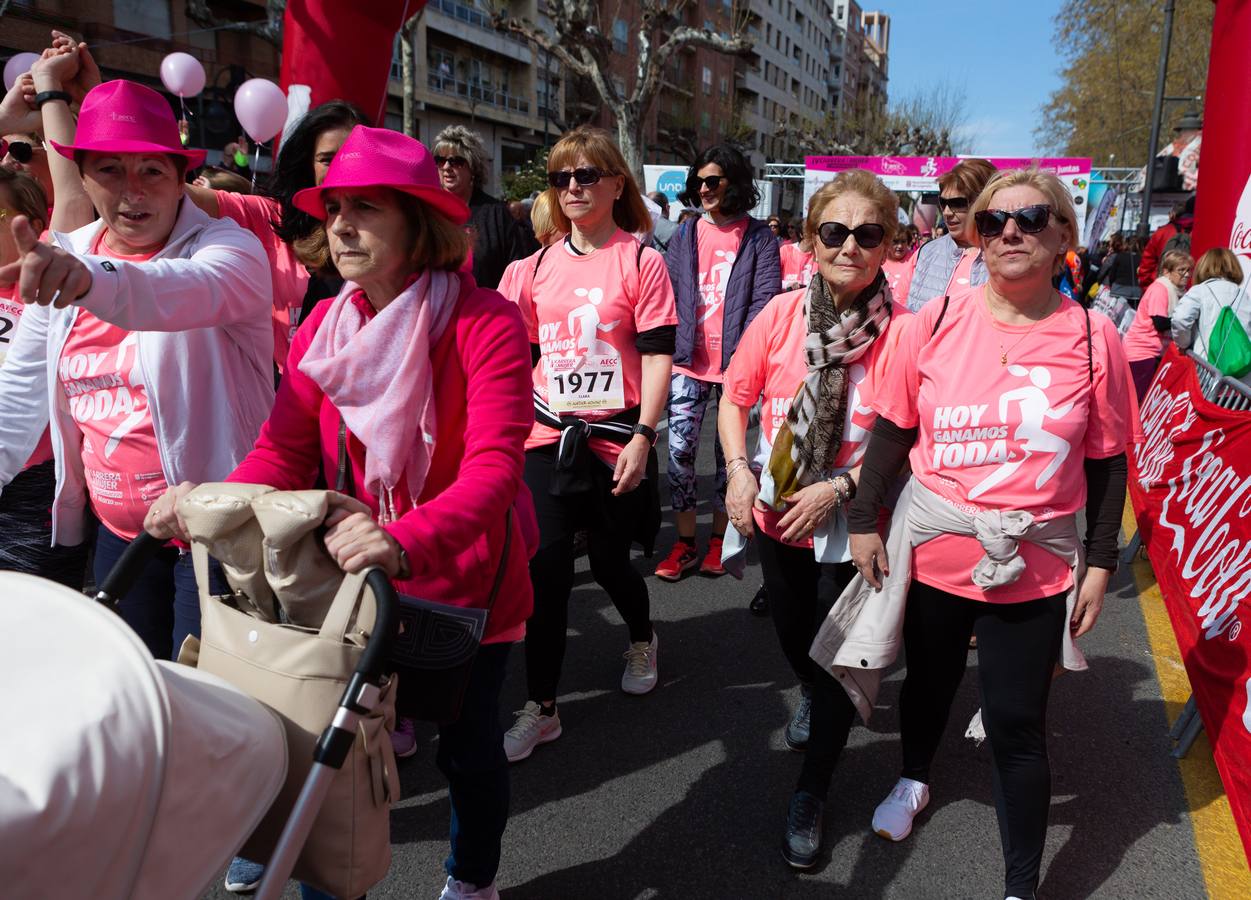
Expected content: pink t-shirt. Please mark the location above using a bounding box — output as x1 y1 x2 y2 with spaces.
496 258 524 304
1 286 53 468
1122 279 1173 363
722 288 911 545
518 231 677 466
780 242 816 290
215 191 308 370
947 246 978 292
674 217 748 383
882 252 916 305
874 288 1140 602
59 235 168 540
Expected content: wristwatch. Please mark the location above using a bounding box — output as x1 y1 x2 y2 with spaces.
631 423 658 447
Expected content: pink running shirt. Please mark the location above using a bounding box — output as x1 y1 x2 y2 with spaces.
517 231 677 467
674 217 748 382
780 242 815 290
873 288 1140 602
1121 279 1173 363
722 288 911 545
882 253 915 305
1 286 53 467
215 190 307 370
59 234 168 540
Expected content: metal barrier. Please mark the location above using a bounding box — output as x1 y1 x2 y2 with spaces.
1134 352 1251 757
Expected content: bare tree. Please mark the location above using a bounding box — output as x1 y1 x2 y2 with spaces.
781 80 968 157
187 0 287 47
493 0 754 178
401 10 424 137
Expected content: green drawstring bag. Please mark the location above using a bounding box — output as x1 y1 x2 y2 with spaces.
1209 303 1251 378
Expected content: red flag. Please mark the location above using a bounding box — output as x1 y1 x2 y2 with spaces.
279 0 423 125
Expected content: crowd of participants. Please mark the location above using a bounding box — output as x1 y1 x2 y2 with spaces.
0 28 1238 900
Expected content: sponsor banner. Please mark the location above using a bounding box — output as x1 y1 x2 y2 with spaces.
802 155 1092 232
643 165 773 221
1129 346 1251 865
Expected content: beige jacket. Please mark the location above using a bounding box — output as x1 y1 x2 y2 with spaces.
808 477 1089 722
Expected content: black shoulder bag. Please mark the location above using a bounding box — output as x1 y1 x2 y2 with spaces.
337 418 512 724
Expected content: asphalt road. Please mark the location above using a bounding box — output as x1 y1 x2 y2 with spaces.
206 411 1209 900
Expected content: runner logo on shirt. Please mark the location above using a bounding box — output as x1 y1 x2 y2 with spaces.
541 286 626 412
698 250 735 323
929 365 1075 499
60 332 150 460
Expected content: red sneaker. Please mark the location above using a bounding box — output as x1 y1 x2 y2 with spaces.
655 541 699 581
699 537 726 576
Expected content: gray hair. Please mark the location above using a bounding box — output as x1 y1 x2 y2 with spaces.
433 125 489 189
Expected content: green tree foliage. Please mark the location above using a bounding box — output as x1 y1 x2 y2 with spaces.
502 148 550 201
1038 0 1213 163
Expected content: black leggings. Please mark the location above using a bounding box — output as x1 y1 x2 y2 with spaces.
524 447 652 702
900 579 1067 899
756 532 859 797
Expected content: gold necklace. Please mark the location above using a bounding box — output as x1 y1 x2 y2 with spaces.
988 293 1057 365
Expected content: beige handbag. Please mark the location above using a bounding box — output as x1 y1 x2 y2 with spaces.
179 485 400 900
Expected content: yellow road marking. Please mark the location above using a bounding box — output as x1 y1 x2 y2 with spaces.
1125 505 1251 899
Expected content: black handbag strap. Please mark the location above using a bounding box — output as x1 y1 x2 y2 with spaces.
338 412 512 612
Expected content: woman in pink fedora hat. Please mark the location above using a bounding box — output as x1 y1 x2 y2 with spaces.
0 65 274 662
145 124 537 900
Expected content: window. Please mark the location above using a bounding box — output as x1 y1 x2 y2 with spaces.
720 76 729 97
114 0 171 37
702 66 713 94
701 110 711 131
612 18 629 53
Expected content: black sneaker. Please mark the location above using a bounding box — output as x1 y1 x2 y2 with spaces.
782 789 825 869
749 584 770 616
784 685 812 752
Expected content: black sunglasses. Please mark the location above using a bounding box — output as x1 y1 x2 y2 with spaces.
688 175 724 192
816 221 886 250
937 195 970 212
4 140 34 164
974 204 1053 238
434 154 468 168
547 167 605 189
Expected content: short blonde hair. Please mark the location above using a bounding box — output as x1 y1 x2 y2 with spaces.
971 167 1079 272
1158 248 1193 276
1194 247 1244 285
801 169 899 254
529 190 562 246
938 158 997 201
545 127 651 236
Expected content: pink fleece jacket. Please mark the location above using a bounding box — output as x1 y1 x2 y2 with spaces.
228 275 537 643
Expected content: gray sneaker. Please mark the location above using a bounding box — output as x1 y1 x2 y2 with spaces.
503 701 562 762
621 630 659 695
785 684 812 751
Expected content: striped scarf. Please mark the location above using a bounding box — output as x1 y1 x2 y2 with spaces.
767 271 891 506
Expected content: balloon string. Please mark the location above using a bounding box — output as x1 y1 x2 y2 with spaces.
252 143 261 190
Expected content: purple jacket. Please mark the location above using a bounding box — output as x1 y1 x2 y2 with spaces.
667 215 782 373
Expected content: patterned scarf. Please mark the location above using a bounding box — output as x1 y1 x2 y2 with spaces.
766 271 891 507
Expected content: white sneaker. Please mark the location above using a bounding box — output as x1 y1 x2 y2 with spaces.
621 630 659 695
872 777 930 841
439 875 500 899
503 701 561 762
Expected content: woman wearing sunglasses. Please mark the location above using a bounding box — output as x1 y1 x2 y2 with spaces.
845 168 1137 899
433 125 537 290
503 126 675 763
717 170 910 868
905 158 997 312
655 144 780 581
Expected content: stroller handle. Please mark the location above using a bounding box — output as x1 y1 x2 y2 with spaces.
357 568 398 685
94 531 166 609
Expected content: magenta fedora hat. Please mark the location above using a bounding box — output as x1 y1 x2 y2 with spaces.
49 80 207 167
292 125 470 225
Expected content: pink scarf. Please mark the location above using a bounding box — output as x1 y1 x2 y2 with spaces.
299 270 461 522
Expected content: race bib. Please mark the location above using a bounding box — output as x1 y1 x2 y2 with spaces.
0 301 21 366
546 354 625 412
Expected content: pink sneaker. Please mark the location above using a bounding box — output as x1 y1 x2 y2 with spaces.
391 716 418 759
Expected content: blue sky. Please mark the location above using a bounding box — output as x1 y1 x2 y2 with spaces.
880 0 1064 156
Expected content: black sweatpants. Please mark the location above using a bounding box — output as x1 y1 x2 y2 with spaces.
899 579 1067 899
756 531 859 797
523 447 653 702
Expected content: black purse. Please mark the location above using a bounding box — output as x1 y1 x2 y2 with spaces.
336 418 511 724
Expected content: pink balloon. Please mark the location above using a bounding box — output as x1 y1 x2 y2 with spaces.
160 52 206 98
3 53 40 92
234 78 288 144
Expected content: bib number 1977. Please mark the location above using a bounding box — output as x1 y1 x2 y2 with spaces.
547 354 625 412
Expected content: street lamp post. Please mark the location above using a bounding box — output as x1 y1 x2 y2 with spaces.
1139 0 1177 238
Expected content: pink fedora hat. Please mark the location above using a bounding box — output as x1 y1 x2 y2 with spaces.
49 80 206 167
292 126 470 225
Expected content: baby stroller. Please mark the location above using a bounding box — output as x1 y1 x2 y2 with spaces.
0 525 397 900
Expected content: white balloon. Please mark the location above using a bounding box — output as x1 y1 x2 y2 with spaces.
233 79 289 144
159 52 206 98
3 53 40 92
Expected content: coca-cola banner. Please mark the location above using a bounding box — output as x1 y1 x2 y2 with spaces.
1192 1 1251 269
1130 346 1251 864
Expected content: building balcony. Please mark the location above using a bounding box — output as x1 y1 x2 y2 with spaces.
426 0 534 64
426 73 532 116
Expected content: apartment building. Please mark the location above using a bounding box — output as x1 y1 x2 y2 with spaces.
831 2 889 120
859 9 889 114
